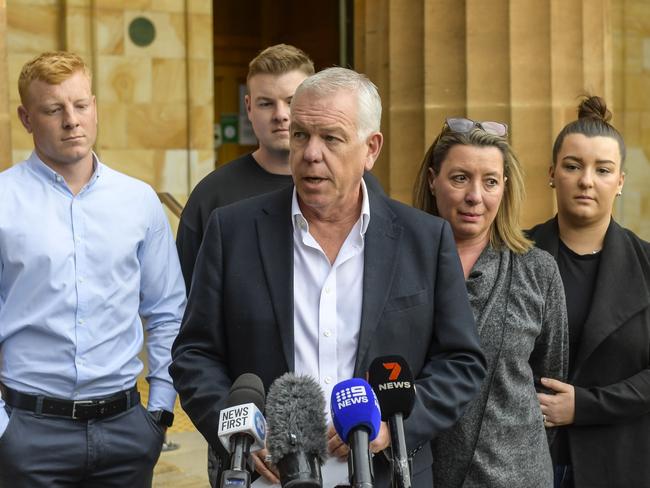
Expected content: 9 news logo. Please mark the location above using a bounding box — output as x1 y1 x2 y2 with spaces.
335 385 369 409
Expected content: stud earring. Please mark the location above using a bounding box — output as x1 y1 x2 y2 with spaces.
617 191 622 196
549 181 555 188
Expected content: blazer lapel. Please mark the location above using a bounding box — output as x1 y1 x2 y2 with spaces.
572 221 650 379
354 194 402 375
256 188 295 371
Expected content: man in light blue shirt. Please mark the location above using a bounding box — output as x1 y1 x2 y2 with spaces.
0 51 186 487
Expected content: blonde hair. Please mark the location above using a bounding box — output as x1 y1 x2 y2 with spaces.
19 51 91 105
413 127 532 254
247 44 314 83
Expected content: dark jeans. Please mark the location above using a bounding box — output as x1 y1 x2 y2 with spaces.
554 465 574 488
0 403 164 488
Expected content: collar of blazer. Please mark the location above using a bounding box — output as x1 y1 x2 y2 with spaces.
531 216 650 379
255 186 403 375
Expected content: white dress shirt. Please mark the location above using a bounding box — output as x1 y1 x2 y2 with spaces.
292 180 370 414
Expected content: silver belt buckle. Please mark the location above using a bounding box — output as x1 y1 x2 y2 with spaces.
71 400 94 419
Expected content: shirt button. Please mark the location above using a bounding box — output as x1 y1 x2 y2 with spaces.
79 277 84 283
56 175 62 182
324 330 332 337
324 377 332 384
325 287 331 294
78 319 84 325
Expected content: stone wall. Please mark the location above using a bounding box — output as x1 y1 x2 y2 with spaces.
2 0 215 207
612 0 650 238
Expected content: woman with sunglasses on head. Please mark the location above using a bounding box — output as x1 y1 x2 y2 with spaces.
413 118 568 487
528 96 650 488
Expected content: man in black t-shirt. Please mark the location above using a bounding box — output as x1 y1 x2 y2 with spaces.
177 44 315 292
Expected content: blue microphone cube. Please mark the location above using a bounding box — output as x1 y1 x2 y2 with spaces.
330 378 382 443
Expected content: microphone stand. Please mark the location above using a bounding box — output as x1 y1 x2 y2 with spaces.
388 413 410 488
348 429 373 488
220 435 253 488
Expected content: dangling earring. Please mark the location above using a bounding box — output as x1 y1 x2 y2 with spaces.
548 180 555 188
430 188 436 197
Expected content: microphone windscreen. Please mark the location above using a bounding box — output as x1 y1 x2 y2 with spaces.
367 355 415 420
330 378 381 443
266 373 328 465
228 373 266 412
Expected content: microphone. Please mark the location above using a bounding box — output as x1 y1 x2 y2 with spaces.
368 356 415 488
331 378 381 488
218 373 267 488
266 373 328 488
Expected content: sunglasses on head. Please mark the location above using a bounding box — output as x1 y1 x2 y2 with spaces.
444 117 508 137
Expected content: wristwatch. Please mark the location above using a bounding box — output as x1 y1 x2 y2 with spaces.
149 410 174 428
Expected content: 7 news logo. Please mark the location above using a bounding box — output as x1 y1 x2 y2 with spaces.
383 362 402 380
378 362 411 391
335 385 369 408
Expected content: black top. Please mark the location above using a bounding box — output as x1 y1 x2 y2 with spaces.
557 239 601 373
554 239 601 464
176 153 385 292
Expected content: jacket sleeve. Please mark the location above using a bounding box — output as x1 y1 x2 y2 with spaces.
574 358 650 426
404 220 487 450
170 210 232 453
528 258 569 442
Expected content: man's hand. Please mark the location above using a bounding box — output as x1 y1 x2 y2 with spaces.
251 448 280 484
369 421 390 453
537 377 575 427
328 421 391 460
327 424 350 459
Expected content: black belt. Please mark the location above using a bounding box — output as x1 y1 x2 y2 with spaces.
0 384 140 420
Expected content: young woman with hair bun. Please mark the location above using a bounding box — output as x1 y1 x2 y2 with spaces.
528 96 650 488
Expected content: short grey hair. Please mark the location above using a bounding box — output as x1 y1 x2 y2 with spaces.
293 67 382 140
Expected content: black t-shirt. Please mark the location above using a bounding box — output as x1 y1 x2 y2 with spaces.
557 239 601 373
176 154 293 291
553 238 601 464
176 153 385 292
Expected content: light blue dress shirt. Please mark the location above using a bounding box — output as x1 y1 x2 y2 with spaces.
0 152 186 436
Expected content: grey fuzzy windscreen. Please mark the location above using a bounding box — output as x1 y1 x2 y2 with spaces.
265 373 328 465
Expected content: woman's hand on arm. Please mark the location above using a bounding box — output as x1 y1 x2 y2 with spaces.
538 377 575 427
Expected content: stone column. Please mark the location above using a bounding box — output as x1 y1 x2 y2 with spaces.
0 0 12 169
355 0 612 227
355 0 425 203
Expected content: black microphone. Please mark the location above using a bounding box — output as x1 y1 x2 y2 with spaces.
218 373 267 488
266 373 328 488
368 356 415 488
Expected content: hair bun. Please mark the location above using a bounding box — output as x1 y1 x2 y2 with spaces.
577 95 612 123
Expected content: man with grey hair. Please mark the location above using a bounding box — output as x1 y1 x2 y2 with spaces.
170 67 486 487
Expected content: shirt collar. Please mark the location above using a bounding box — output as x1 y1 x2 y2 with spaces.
291 179 371 235
26 151 102 190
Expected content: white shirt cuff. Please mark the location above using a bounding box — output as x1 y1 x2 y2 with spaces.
146 378 177 412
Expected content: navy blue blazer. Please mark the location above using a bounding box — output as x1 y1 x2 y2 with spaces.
171 186 486 486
